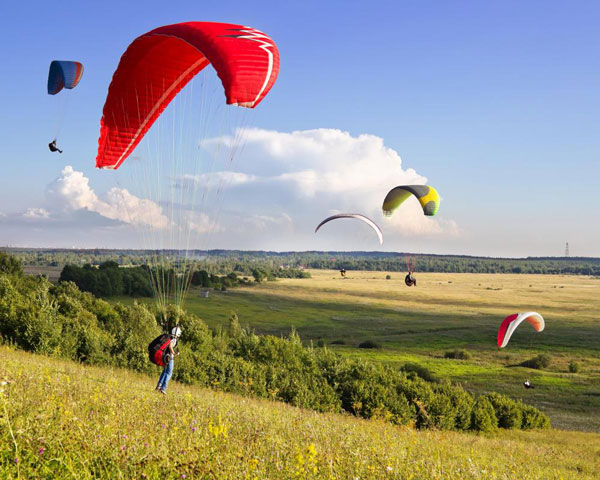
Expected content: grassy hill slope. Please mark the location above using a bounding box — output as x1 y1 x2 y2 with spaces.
1 346 598 479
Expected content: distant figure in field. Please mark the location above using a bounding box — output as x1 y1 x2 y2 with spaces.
405 272 416 287
524 379 535 389
156 326 181 394
339 269 346 278
48 139 63 154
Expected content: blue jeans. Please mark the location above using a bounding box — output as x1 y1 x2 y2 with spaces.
157 358 174 391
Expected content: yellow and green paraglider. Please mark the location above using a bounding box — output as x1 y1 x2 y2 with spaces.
382 185 440 217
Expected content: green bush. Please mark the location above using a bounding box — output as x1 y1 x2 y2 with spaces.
400 363 437 383
332 360 416 424
358 340 381 349
0 251 23 275
436 381 475 430
330 339 345 345
521 353 552 370
485 393 522 429
111 302 160 372
19 278 62 355
471 396 498 432
444 349 472 360
569 360 581 373
521 405 551 429
252 269 267 283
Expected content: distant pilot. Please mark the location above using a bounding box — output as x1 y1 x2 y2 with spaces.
48 139 63 154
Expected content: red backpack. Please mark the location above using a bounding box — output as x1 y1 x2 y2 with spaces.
148 334 172 366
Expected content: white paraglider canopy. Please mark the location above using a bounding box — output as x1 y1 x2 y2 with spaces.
315 213 384 245
497 312 545 348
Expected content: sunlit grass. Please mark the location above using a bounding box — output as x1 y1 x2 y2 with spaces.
1 346 599 479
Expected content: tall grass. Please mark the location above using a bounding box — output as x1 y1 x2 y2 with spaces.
1 347 598 479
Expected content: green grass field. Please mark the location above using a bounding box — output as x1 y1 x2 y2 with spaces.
116 270 600 432
2 346 599 479
22 265 63 282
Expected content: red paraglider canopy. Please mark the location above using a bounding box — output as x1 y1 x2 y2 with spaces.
96 22 279 170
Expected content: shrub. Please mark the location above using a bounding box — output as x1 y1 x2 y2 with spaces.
444 349 472 360
521 353 552 370
330 339 345 345
436 382 475 430
521 405 551 429
400 363 437 383
471 396 498 432
333 360 416 424
252 269 267 283
111 302 160 372
385 275 391 280
18 278 62 355
426 393 456 430
358 340 381 349
0 251 23 275
226 312 241 339
485 392 522 429
569 360 580 373
394 376 435 427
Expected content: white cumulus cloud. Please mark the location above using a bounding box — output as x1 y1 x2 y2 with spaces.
16 128 459 250
181 211 222 234
23 208 50 219
208 128 458 242
176 171 258 189
46 166 168 229
240 213 293 232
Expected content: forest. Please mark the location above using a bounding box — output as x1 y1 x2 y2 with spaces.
7 247 600 276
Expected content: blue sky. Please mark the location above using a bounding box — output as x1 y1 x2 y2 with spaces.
1 0 598 256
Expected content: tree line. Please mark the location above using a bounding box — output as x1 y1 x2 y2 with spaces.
6 247 600 276
57 261 310 298
59 262 153 297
